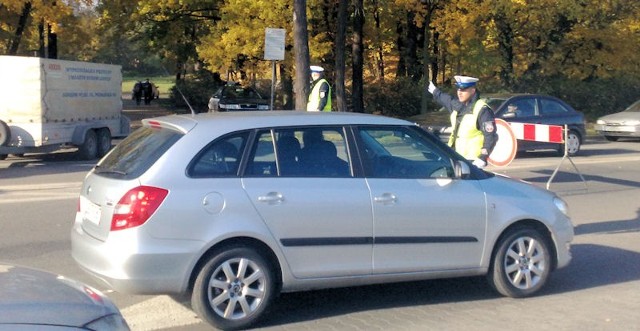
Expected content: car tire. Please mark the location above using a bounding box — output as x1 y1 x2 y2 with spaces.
487 227 551 298
558 130 581 156
191 246 276 331
77 129 98 160
96 128 112 157
604 135 619 142
0 120 10 146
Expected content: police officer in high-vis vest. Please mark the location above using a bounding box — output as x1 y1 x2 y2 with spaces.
427 75 498 168
307 65 332 112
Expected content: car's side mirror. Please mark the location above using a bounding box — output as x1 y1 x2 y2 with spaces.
454 160 471 179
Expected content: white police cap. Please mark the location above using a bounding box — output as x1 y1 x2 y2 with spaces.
310 65 325 73
454 75 479 89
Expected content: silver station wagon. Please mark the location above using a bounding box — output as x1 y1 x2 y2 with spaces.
71 111 574 330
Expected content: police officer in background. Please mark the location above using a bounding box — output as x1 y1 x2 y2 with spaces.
427 75 498 168
307 66 332 112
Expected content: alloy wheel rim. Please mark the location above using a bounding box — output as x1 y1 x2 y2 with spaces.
207 257 266 320
503 236 547 290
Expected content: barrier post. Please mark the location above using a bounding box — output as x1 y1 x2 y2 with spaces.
546 124 587 191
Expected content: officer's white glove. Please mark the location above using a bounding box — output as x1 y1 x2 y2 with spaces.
428 81 437 94
472 158 487 169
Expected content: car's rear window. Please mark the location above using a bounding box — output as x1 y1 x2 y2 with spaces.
94 127 183 179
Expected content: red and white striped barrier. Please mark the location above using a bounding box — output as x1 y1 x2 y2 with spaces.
509 122 564 143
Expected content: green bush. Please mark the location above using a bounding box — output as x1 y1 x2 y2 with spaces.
363 78 441 118
169 71 224 112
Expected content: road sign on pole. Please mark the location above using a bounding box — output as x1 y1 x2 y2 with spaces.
264 28 286 110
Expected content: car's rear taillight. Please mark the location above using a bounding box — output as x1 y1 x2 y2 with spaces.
111 186 168 231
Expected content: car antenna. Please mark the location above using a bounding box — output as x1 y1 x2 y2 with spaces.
162 65 196 116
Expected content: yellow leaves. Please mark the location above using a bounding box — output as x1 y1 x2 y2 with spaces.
198 0 293 73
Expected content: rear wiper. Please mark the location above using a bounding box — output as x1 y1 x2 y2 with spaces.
94 165 128 176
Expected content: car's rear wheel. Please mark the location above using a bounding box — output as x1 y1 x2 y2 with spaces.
558 130 581 156
96 128 112 157
191 246 276 331
488 227 551 298
604 135 619 142
0 120 10 146
77 129 98 160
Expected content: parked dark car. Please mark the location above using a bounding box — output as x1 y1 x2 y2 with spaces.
0 262 130 330
431 93 586 156
594 99 640 141
207 83 270 112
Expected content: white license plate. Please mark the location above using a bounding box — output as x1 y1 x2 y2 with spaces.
604 125 637 133
83 200 102 225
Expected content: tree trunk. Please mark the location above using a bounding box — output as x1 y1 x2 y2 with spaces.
421 9 433 114
373 2 385 81
396 20 406 77
351 0 365 113
280 63 294 110
405 11 420 81
494 10 514 88
38 20 45 58
334 0 348 112
293 0 310 111
7 2 32 55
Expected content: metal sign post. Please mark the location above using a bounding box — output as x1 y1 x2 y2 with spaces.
264 28 286 110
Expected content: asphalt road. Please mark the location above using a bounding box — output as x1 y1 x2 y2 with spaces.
1 136 639 330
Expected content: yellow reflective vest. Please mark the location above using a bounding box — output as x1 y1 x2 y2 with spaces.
448 100 488 160
307 79 332 112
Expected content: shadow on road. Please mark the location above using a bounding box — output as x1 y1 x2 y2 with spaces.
0 151 95 179
521 169 640 190
254 242 640 328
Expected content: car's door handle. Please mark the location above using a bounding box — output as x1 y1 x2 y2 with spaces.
258 192 285 204
374 193 397 204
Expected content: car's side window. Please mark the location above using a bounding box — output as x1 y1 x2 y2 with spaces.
539 99 569 115
188 133 248 177
358 126 454 179
244 127 352 178
296 127 351 177
504 99 536 118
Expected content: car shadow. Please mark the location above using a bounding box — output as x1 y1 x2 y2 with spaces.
515 147 637 159
519 170 640 190
256 243 640 328
0 151 95 179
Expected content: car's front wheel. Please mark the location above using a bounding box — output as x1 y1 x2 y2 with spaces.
559 130 581 156
488 227 552 298
191 246 276 331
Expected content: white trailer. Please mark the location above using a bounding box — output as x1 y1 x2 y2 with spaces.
0 56 129 160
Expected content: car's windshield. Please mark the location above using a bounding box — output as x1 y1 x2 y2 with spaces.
223 87 261 99
625 100 640 112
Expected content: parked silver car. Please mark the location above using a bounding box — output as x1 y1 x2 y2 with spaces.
72 111 573 330
0 262 129 330
594 99 640 141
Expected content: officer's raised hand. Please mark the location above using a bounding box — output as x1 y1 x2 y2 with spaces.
427 81 437 94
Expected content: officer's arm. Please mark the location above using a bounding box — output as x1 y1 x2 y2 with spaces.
477 106 499 161
432 89 462 113
317 82 330 111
